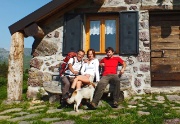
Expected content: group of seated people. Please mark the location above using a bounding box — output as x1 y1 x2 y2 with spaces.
59 47 126 109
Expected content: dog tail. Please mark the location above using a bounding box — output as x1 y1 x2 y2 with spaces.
66 91 77 104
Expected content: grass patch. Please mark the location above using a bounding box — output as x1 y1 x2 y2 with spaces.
0 77 7 103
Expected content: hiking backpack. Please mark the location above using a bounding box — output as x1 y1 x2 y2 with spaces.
59 52 78 76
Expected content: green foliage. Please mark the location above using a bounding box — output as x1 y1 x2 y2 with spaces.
24 55 32 70
0 77 7 103
0 62 8 78
0 65 29 103
0 76 7 86
0 63 8 102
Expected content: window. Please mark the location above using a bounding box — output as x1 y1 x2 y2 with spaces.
86 15 119 53
63 12 138 55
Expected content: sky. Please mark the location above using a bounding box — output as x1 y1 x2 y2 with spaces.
0 0 51 50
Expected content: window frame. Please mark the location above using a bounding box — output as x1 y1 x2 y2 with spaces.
85 15 119 54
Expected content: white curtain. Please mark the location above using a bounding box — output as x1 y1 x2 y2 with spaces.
105 20 116 35
90 20 116 35
90 21 100 35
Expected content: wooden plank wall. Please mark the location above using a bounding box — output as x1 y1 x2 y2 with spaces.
150 12 180 86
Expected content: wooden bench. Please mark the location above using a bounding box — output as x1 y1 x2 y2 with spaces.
43 67 124 102
43 66 115 94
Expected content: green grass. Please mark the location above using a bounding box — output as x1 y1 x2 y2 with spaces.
0 77 7 103
0 77 179 124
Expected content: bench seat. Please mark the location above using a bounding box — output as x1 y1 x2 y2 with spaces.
43 80 114 94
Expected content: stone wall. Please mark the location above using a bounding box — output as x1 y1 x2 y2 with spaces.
27 0 180 100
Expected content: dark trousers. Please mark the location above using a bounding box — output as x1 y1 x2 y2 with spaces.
61 76 74 98
92 74 120 105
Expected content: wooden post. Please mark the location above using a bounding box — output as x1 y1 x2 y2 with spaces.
7 32 24 101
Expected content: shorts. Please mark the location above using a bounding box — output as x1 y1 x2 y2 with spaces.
88 75 95 83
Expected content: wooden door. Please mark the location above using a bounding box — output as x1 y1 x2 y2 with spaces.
150 11 180 86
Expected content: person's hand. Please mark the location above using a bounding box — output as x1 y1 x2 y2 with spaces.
84 74 90 78
83 59 88 63
119 69 125 76
100 63 105 66
118 74 121 78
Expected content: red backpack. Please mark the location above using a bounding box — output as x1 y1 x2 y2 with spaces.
59 52 78 76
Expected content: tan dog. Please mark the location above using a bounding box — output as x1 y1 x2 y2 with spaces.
66 84 95 112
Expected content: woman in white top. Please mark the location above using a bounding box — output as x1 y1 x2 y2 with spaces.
69 49 100 93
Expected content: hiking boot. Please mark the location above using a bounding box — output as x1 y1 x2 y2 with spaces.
63 92 71 100
87 102 97 110
57 100 68 109
112 101 118 108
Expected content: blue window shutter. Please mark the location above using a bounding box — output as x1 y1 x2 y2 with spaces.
63 14 83 55
120 11 139 55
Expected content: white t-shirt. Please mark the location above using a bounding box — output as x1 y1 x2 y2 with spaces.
81 58 100 82
64 57 83 75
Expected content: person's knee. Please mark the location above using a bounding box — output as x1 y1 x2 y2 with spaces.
113 78 120 84
62 79 70 87
97 82 107 88
65 83 70 88
64 82 70 87
73 77 77 82
61 77 67 83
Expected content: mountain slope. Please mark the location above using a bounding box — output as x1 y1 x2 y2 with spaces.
0 48 9 63
0 48 32 70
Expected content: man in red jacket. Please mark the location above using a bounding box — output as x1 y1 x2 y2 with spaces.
89 47 126 108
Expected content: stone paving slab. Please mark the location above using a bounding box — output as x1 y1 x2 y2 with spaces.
13 112 29 116
41 118 61 122
146 96 153 100
155 96 165 101
172 107 180 110
128 100 138 105
151 100 165 103
8 113 40 122
164 118 180 124
0 108 22 115
127 105 137 108
133 96 143 100
139 107 148 110
19 121 31 124
28 105 46 110
46 109 63 113
63 110 88 115
0 115 11 120
81 115 92 120
167 95 180 101
52 120 75 124
138 104 144 107
138 111 150 116
108 115 118 119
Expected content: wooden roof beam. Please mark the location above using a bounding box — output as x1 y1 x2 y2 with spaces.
24 23 44 39
93 0 105 5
